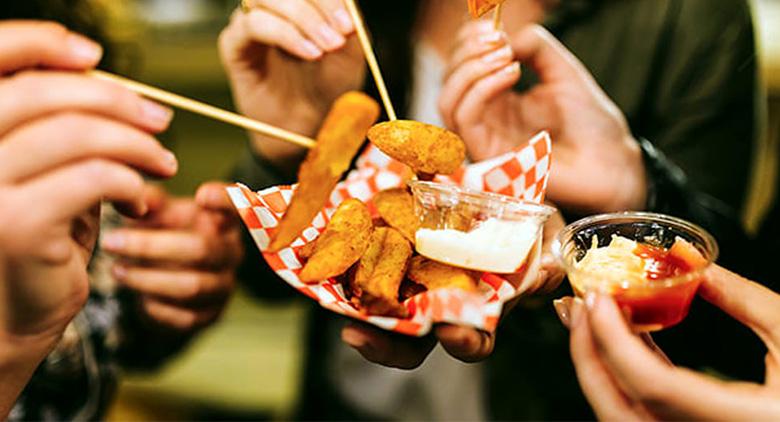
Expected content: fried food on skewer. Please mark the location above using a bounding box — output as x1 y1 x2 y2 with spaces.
407 256 480 292
467 0 506 18
299 199 373 283
351 227 413 317
269 92 380 252
374 188 419 243
368 120 466 176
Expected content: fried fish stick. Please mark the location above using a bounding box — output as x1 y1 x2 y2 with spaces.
367 120 466 175
374 188 419 243
353 227 413 317
299 199 373 283
407 256 480 292
269 92 381 252
468 0 505 18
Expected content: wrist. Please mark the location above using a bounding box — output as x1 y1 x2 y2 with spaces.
0 333 60 418
612 136 648 211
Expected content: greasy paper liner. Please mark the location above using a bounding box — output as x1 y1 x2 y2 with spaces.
228 131 552 336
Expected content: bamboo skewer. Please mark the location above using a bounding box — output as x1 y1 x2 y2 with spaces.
493 2 504 29
89 70 317 149
343 0 397 121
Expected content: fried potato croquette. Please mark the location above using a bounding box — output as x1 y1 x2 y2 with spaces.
467 0 505 18
297 239 317 261
352 227 413 317
374 188 419 243
269 92 380 252
407 256 480 292
367 120 466 175
299 199 373 283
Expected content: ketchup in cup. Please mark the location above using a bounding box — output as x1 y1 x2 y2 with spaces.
555 212 718 332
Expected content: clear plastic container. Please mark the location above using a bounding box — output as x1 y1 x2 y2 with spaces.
408 181 556 273
554 212 719 331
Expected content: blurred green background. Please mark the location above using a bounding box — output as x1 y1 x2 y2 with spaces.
91 0 780 420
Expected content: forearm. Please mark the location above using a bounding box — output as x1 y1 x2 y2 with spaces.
0 336 57 419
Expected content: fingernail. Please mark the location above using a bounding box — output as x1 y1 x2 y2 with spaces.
501 61 521 75
140 100 174 127
318 25 345 49
101 232 125 251
478 31 503 45
553 298 572 328
585 292 598 310
342 327 368 349
163 150 178 173
482 46 513 64
112 264 128 279
67 33 103 64
299 40 323 59
333 9 354 33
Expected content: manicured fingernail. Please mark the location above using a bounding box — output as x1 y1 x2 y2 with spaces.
112 264 128 279
341 327 368 348
501 61 521 75
67 33 103 64
140 100 174 127
333 9 354 33
299 40 323 59
482 46 513 64
585 292 598 310
570 297 585 328
318 25 345 49
163 150 178 173
553 298 573 328
478 31 503 44
101 232 125 250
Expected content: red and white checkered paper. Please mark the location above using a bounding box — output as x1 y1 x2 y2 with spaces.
228 131 552 336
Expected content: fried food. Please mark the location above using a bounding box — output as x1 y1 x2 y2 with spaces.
374 188 419 243
468 0 505 18
407 256 480 292
297 239 317 261
367 120 466 175
299 199 373 283
399 278 427 301
352 227 413 317
269 92 381 252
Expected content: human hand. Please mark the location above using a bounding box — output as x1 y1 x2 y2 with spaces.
440 22 645 213
101 183 243 333
0 21 176 351
219 0 364 168
559 265 780 421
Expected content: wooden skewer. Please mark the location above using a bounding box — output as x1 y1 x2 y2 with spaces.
493 2 504 29
89 70 317 149
344 0 398 121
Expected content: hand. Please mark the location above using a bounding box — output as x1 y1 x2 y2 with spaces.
341 208 567 369
101 183 243 333
440 22 646 213
559 265 780 421
219 0 364 168
0 21 176 418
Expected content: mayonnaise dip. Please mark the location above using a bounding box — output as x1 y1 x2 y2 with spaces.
415 218 540 273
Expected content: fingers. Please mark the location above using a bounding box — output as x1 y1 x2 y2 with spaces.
308 0 354 34
101 228 243 268
140 296 224 332
446 21 507 79
0 71 173 136
0 21 102 74
569 299 639 420
509 24 591 85
0 113 177 183
253 0 346 52
435 324 495 362
18 159 148 222
195 182 234 212
113 264 233 304
699 265 780 350
448 62 520 133
341 323 437 370
439 42 516 131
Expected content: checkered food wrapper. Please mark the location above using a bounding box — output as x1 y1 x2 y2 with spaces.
228 131 552 336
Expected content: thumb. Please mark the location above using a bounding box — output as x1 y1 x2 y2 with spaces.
142 183 169 214
699 265 780 352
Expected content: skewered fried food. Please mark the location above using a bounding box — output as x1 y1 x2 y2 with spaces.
269 92 380 252
299 199 373 283
407 256 480 292
468 0 505 18
367 120 466 175
374 188 419 243
352 227 413 317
